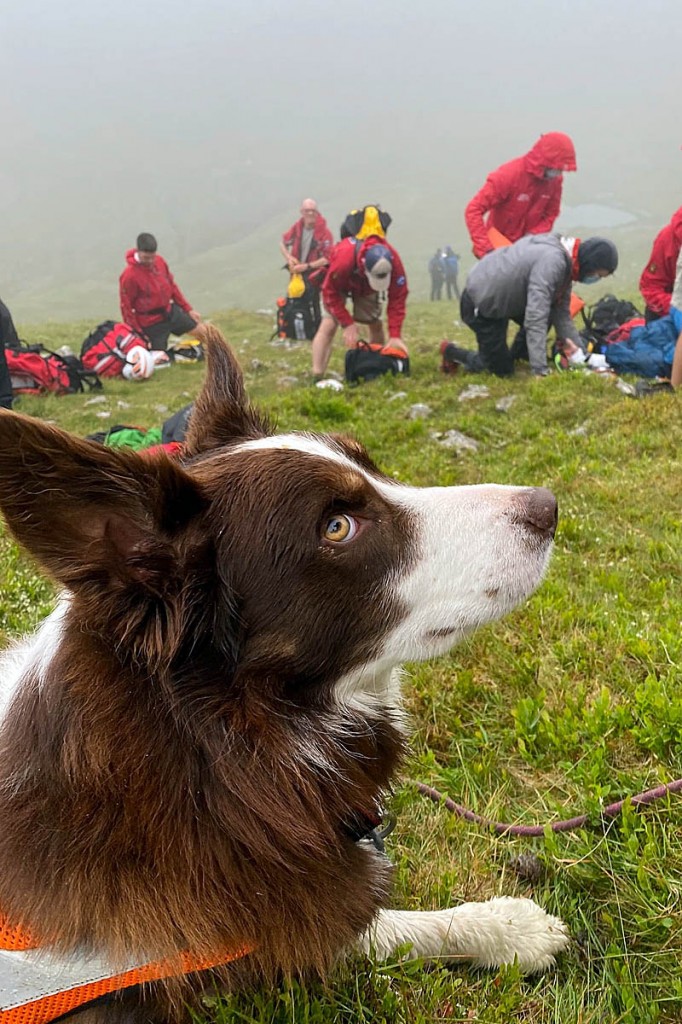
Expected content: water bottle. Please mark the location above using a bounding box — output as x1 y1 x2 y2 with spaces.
294 313 306 341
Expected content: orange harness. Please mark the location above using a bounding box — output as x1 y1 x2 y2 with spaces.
0 916 250 1024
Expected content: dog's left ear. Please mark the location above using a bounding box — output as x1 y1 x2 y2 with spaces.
0 410 207 598
183 324 270 457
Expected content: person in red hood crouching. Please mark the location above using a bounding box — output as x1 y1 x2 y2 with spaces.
465 132 577 260
311 236 408 381
119 233 203 350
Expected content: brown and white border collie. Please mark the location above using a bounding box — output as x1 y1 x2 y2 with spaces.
0 328 567 1023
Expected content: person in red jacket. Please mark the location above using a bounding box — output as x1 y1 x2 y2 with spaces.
119 233 202 350
311 236 408 380
279 198 334 277
464 133 577 259
639 206 682 322
279 199 334 328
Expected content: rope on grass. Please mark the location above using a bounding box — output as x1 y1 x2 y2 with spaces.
412 778 682 837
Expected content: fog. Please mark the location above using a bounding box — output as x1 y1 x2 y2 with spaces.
1 0 680 322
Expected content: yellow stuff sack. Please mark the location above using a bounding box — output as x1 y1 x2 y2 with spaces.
287 273 306 299
340 205 392 241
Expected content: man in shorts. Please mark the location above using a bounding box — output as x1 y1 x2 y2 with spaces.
311 235 408 380
119 233 202 351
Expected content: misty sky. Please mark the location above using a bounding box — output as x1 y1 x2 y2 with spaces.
1 0 681 320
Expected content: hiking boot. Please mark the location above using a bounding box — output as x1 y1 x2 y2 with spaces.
439 340 461 375
633 379 675 398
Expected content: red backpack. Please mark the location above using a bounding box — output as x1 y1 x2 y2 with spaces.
80 321 148 378
6 345 101 396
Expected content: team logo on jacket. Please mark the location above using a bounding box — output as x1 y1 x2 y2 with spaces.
648 262 657 273
516 193 530 203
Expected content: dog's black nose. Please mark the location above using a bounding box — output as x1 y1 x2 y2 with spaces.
518 488 558 538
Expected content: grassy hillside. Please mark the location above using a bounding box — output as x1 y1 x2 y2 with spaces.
2 304 681 1023
6 191 657 324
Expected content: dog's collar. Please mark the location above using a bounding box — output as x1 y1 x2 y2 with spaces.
342 808 397 852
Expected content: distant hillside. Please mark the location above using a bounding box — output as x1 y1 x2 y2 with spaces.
8 194 661 327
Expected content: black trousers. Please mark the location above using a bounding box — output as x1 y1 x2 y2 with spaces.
0 338 12 410
456 289 516 376
303 274 322 332
144 303 198 351
0 298 18 409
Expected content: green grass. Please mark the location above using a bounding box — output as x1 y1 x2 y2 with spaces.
3 304 682 1023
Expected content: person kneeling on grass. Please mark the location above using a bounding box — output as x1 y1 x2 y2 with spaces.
119 233 203 352
440 234 618 378
310 236 409 382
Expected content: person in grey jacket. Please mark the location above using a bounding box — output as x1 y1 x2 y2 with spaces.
441 234 618 377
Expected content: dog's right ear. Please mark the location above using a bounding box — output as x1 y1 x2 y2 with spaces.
184 325 270 457
0 409 207 599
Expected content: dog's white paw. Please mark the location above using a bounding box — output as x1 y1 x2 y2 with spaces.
362 898 569 973
437 896 569 973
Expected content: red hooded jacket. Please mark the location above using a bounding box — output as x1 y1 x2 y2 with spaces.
281 214 334 263
322 236 409 338
639 207 682 315
464 133 577 259
119 250 192 335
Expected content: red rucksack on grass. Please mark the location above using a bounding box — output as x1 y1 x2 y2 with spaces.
6 345 101 396
80 321 149 378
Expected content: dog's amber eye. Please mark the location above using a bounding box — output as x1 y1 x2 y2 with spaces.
322 514 357 544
